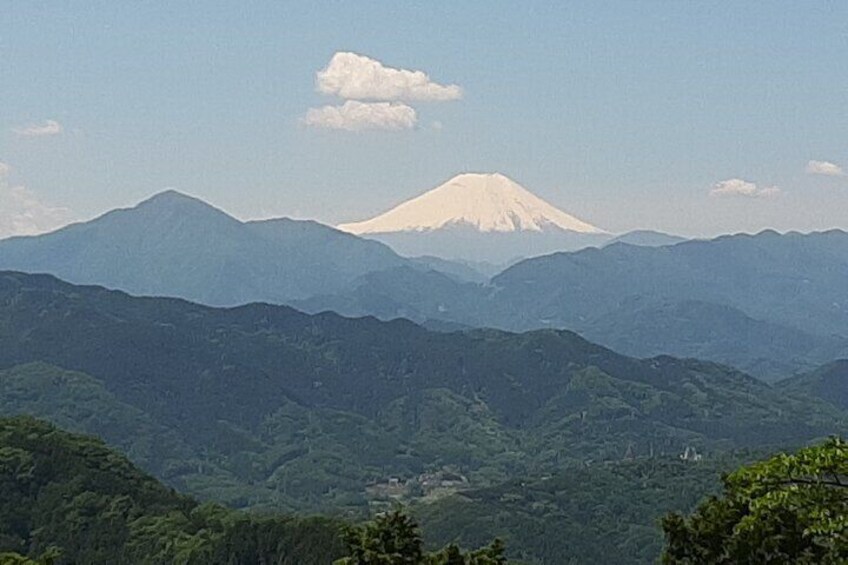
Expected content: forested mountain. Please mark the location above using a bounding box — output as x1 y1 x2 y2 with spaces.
0 270 845 516
300 230 848 380
0 190 408 305
777 359 848 411
0 416 345 564
490 230 848 336
417 455 750 565
577 300 848 380
2 416 830 565
661 437 848 563
4 191 845 381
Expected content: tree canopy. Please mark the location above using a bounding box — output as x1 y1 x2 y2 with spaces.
0 416 345 564
662 437 848 564
336 510 506 565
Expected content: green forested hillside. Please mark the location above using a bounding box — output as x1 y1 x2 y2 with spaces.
0 363 201 479
0 416 345 564
299 230 848 380
0 271 844 516
777 359 848 411
416 455 753 564
1 271 847 563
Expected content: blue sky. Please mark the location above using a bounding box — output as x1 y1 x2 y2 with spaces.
1 1 847 237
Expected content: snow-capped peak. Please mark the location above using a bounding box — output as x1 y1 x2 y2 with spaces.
338 173 603 235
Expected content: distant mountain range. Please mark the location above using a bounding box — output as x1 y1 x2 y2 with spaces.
0 185 682 308
3 183 846 564
0 187 642 303
2 188 846 380
604 229 688 247
1 270 843 515
0 190 412 306
298 229 848 380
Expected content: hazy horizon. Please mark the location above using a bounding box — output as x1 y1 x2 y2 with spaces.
6 181 848 246
2 2 847 239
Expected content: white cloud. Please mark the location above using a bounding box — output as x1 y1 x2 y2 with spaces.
316 52 462 102
0 181 75 240
0 162 9 177
710 178 780 199
303 100 417 131
13 119 63 137
806 160 845 177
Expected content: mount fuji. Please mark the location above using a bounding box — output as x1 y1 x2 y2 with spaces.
338 173 611 263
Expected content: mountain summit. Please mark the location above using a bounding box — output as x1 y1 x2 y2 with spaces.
338 173 604 235
0 190 407 306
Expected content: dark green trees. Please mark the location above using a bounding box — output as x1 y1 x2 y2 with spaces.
0 416 345 564
336 510 507 565
0 548 61 565
1 417 507 564
662 437 848 564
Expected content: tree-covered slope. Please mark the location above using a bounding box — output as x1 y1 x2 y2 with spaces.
0 363 203 480
490 230 848 339
578 300 848 381
0 416 345 564
777 359 848 411
416 455 753 565
302 230 848 380
0 271 844 515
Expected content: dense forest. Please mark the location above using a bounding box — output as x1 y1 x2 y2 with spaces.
0 416 345 564
2 417 846 564
416 456 749 564
2 271 848 562
0 417 506 564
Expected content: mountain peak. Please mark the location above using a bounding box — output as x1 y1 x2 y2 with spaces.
338 173 603 235
137 190 212 209
127 190 240 222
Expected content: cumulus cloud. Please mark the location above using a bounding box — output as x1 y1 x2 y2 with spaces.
304 100 417 131
806 160 845 177
0 175 75 239
710 178 780 199
13 119 63 137
0 162 9 177
316 52 462 102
